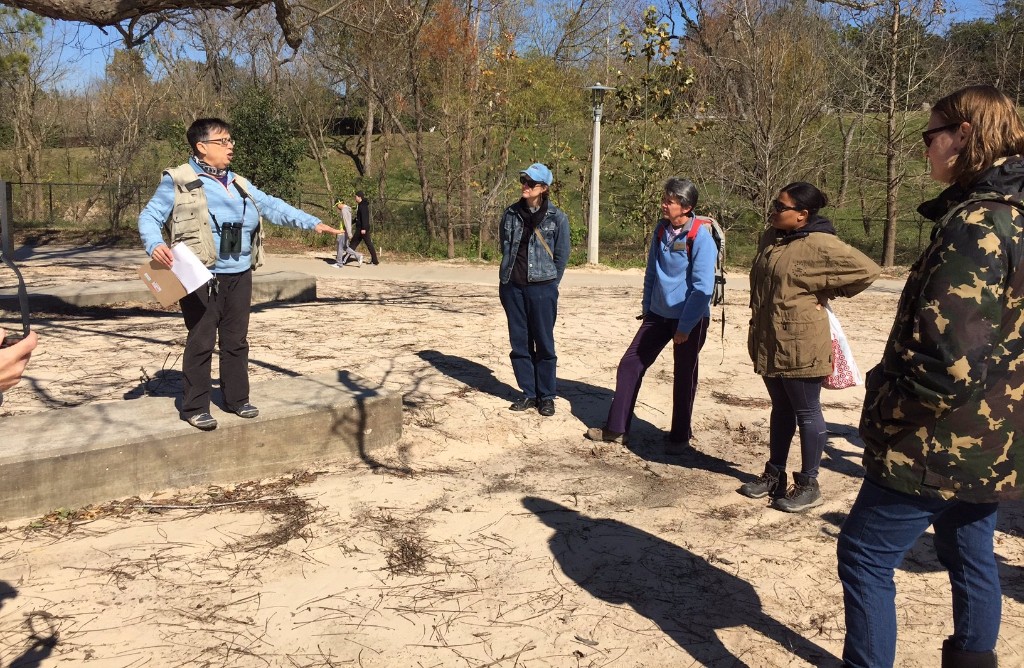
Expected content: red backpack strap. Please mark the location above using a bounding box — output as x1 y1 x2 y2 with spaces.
685 216 704 256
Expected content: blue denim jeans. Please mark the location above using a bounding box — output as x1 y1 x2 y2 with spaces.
499 281 558 400
837 478 1001 667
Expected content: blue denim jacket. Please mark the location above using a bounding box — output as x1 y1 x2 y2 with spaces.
499 202 571 284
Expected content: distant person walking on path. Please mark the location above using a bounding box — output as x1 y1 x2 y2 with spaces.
838 85 1024 668
350 191 379 265
584 178 715 452
741 182 879 512
138 117 344 431
332 198 363 268
498 163 570 417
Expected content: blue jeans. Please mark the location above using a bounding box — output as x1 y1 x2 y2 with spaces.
499 281 558 400
762 376 827 477
837 478 1001 667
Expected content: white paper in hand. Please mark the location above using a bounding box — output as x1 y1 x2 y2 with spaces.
171 242 214 294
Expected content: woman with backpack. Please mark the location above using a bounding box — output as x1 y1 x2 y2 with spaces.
585 177 716 452
741 182 879 511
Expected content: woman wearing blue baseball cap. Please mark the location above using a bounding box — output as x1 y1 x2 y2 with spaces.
498 163 571 416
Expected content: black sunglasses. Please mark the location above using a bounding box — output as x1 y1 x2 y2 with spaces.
922 122 960 148
0 250 30 349
770 199 802 213
519 175 543 188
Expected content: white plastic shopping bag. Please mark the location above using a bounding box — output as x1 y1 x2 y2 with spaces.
822 304 863 390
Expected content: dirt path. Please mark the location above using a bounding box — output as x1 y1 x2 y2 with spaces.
0 250 1021 667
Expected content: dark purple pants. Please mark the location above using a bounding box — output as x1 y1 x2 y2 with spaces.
605 314 709 441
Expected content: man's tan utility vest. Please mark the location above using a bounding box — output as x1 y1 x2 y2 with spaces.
163 164 265 270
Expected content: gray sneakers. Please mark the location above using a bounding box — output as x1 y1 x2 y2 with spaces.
233 403 260 419
739 462 787 499
774 472 823 512
186 412 218 431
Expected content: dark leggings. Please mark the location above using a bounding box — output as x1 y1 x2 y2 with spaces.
763 375 827 478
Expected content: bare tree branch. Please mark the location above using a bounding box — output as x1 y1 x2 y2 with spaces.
0 0 304 48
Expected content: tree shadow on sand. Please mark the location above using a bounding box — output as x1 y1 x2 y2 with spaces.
0 581 57 668
522 497 842 667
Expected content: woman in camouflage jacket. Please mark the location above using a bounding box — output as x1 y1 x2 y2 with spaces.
838 85 1024 668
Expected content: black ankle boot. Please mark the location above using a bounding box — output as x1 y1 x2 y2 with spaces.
942 638 997 668
774 472 823 512
739 462 787 499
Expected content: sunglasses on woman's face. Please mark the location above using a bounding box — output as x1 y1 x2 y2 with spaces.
922 123 960 148
519 176 543 188
770 199 801 213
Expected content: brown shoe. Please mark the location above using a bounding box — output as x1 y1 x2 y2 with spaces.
664 435 690 456
585 427 629 445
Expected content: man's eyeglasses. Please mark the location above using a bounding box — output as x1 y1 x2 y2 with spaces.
770 199 801 213
520 176 543 188
201 137 236 147
922 123 960 148
0 250 30 349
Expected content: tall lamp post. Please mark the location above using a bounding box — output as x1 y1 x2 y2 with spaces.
586 84 614 265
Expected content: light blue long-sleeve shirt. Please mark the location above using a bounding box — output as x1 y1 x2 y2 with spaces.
138 159 321 273
641 217 716 335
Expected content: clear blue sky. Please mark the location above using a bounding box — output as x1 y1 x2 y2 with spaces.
48 0 993 91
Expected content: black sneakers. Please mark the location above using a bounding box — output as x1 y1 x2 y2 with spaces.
509 397 537 411
509 397 554 415
739 462 787 499
774 472 823 512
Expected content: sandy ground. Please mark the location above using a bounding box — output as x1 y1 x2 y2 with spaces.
0 248 1022 668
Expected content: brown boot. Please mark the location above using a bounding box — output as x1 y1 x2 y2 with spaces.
942 638 997 668
585 427 629 445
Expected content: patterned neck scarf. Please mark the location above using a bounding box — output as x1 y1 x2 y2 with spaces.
194 156 228 178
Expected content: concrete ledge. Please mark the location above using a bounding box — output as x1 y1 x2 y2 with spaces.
0 271 317 309
0 371 401 523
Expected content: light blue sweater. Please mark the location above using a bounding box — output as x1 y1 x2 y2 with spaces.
641 217 716 335
138 159 321 274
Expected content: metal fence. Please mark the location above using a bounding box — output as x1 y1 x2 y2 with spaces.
4 179 496 258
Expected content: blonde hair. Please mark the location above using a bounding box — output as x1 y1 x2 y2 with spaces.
931 85 1024 187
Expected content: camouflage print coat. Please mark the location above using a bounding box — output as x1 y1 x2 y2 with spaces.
859 156 1024 502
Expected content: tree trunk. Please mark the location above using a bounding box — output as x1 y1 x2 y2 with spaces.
881 0 901 268
837 115 857 208
363 68 375 176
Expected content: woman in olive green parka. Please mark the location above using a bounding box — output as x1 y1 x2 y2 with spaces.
741 182 880 512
